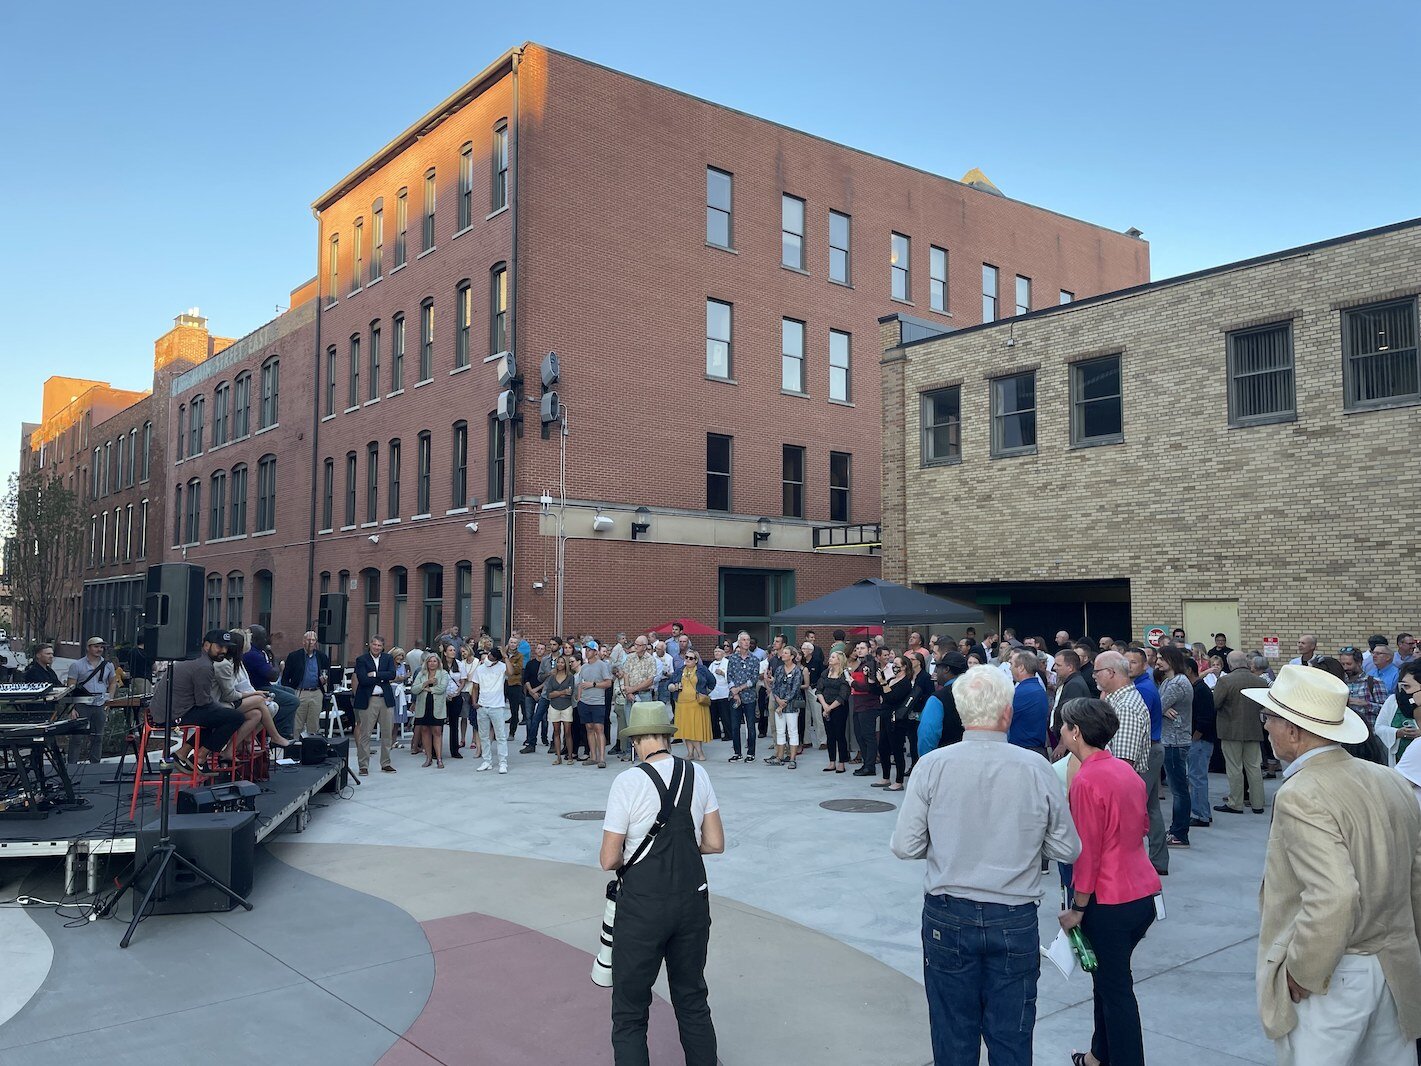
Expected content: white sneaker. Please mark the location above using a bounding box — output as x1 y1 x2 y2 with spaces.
477 762 492 772
498 765 508 775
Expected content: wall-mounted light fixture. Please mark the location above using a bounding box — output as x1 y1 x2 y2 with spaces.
631 506 652 541
753 517 772 547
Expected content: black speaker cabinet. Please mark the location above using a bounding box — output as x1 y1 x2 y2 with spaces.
176 780 260 814
132 811 256 916
142 563 206 661
317 593 348 646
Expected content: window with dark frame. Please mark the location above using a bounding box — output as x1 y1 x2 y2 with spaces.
229 464 247 536
452 421 468 508
455 281 472 368
420 299 434 381
991 371 1037 456
1343 298 1419 409
388 439 401 519
829 211 850 284
366 442 379 522
391 314 405 391
920 387 961 466
391 567 407 646
327 235 338 305
259 357 279 428
352 218 363 292
348 334 361 408
1015 275 1031 316
458 143 473 231
256 455 276 532
1059 289 1074 305
213 383 229 446
232 376 249 438
891 233 910 301
325 346 337 416
483 558 504 643
492 122 509 211
781 194 805 270
371 200 383 282
369 322 381 401
395 187 408 267
706 299 732 378
141 421 152 481
422 564 444 647
781 444 805 518
1071 354 1124 445
829 451 851 523
706 167 732 248
188 397 203 457
930 246 949 313
422 169 436 252
781 317 805 393
706 433 732 511
344 451 357 526
490 263 507 355
829 329 851 402
982 264 999 322
209 471 226 540
416 431 431 515
321 459 334 530
487 414 506 503
1227 323 1295 424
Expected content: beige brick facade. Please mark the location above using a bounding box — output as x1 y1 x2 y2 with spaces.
881 220 1421 653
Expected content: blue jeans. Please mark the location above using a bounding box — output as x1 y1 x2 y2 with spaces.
526 693 549 746
266 683 299 739
922 893 1039 1066
1187 739 1213 822
1162 744 1191 842
722 699 755 757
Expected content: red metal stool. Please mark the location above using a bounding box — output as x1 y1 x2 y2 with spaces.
232 725 271 783
128 714 204 820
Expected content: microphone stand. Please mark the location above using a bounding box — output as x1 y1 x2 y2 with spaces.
98 658 254 946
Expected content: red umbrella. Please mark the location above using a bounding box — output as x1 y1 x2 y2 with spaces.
647 618 725 637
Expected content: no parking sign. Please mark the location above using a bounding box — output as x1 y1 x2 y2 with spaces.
1144 626 1168 648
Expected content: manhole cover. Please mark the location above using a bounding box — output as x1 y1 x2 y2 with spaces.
820 799 896 813
561 810 606 821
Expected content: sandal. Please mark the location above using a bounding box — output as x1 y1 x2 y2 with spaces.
763 756 781 766
436 759 445 768
553 757 563 766
886 784 904 791
786 760 797 769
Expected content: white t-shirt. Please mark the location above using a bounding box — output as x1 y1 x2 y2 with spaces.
473 660 507 707
708 659 731 700
603 757 719 867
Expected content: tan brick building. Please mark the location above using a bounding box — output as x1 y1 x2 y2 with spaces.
880 218 1421 653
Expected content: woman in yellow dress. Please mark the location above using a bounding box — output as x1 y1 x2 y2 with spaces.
671 650 713 760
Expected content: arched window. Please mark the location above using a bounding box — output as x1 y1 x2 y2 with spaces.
229 463 248 536
455 280 472 368
451 421 468 509
362 568 381 645
225 571 245 628
321 458 334 531
140 421 152 482
209 470 227 540
256 454 277 532
259 356 280 428
184 477 202 545
458 142 474 230
390 566 408 647
344 451 357 527
492 120 509 211
206 573 223 631
483 558 504 643
176 404 187 461
366 441 379 523
455 560 472 635
255 569 273 635
213 381 230 446
489 262 508 356
232 373 251 437
419 563 444 647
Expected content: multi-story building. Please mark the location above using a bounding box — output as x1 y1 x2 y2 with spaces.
879 217 1421 650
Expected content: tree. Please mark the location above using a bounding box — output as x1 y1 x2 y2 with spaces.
1 471 85 644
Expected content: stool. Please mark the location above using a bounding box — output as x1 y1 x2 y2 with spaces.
128 716 204 820
232 725 271 783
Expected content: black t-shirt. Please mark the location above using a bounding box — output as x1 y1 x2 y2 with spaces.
523 656 542 692
804 645 826 687
23 661 60 686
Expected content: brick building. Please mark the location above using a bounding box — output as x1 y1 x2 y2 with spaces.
880 218 1421 652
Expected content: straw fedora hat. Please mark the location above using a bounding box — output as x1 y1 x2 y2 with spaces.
619 701 677 739
1242 663 1367 744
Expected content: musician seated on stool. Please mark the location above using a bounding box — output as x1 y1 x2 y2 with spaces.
215 630 293 751
64 637 117 765
151 631 246 774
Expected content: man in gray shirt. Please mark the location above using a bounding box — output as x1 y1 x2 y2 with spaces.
150 631 247 773
892 664 1080 1066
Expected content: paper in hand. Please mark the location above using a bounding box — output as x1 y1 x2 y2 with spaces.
1042 929 1079 980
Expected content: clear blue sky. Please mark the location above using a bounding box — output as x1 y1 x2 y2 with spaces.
3 0 1417 491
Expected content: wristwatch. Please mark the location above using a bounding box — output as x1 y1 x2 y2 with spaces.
1069 900 1088 913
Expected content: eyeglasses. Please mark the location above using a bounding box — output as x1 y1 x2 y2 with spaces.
1259 711 1285 726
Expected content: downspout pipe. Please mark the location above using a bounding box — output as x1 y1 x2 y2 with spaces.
503 47 522 640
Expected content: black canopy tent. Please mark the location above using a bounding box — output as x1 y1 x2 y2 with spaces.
769 578 983 628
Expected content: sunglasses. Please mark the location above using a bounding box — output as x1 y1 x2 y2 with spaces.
1339 647 1360 657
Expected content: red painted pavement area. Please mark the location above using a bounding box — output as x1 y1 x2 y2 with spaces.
380 911 692 1065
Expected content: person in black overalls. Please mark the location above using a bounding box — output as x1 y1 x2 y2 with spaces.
600 701 724 1066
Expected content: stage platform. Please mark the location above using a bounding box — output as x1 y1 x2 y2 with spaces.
0 757 345 893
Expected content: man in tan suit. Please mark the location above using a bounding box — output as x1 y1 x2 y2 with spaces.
1213 650 1270 814
1250 664 1421 1066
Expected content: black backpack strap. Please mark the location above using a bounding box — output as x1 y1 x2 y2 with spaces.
617 758 686 878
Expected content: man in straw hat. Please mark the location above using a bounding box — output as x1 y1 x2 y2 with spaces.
1250 664 1421 1065
599 702 724 1065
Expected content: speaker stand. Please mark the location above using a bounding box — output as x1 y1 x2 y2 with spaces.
97 669 254 946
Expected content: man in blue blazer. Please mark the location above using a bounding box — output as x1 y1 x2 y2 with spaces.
353 635 397 775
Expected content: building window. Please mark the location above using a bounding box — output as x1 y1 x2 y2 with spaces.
891 233 910 301
255 570 273 635
206 575 223 632
90 513 99 566
829 451 851 523
259 357 279 428
920 387 962 466
366 441 379 523
829 329 851 402
321 458 334 530
781 194 805 270
930 246 949 313
395 187 408 268
991 372 1037 457
171 487 181 546
138 499 148 558
487 415 506 503
369 321 381 401
209 471 227 540
371 200 384 282
232 376 249 438
184 478 202 545
706 167 732 248
452 421 468 508
458 143 473 230
420 564 444 647
391 566 407 647
141 421 152 481
115 431 126 488
225 572 244 630
388 438 401 519
327 235 339 304
706 433 732 511
422 168 436 252
455 281 472 368
1343 298 1419 409
420 299 434 381
325 346 337 416
344 451 357 526
484 558 505 642
455 561 473 634
781 444 805 518
982 264 999 322
1059 289 1074 305
102 441 113 495
706 299 732 379
391 314 405 391
213 382 229 446
256 455 276 532
1071 354 1124 445
188 396 204 457
829 210 850 284
492 121 509 211
348 334 361 408
352 218 364 292
781 318 805 393
416 431 431 514
1228 323 1295 425
1015 275 1031 316
229 464 247 536
127 428 136 482
98 510 107 565
489 262 507 355
361 569 380 645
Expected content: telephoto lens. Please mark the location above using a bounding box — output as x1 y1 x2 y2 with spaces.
590 880 618 986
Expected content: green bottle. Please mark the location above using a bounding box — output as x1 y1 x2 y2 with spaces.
1062 888 1098 972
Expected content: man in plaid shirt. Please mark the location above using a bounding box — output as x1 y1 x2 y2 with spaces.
1340 647 1386 727
1093 650 1151 773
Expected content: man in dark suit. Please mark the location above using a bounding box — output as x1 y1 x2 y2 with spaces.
353 635 397 775
280 630 331 738
1050 648 1093 756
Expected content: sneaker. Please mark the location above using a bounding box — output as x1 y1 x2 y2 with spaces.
744 755 756 763
1166 835 1189 848
519 744 535 754
477 762 492 772
1189 818 1212 828
728 754 742 762
498 765 508 775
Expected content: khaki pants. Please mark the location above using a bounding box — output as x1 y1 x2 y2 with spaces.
355 695 393 771
1221 738 1264 812
294 690 323 737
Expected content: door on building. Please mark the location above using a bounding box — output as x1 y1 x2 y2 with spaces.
718 568 795 649
1181 599 1240 650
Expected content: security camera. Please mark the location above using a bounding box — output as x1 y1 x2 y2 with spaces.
465 521 479 533
367 534 380 544
592 513 614 533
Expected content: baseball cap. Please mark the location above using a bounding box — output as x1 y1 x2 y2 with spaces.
585 639 600 650
939 652 969 673
204 629 233 645
86 636 106 647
